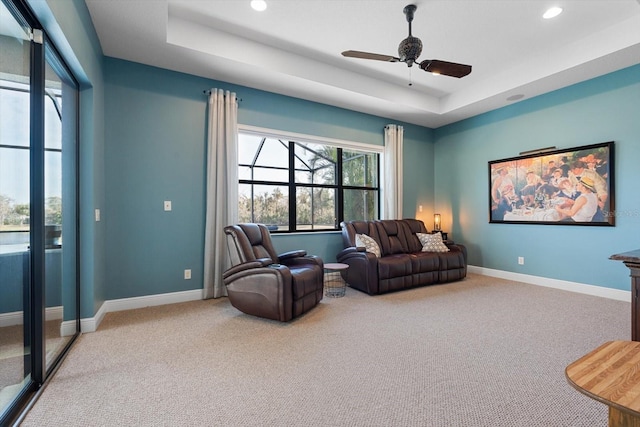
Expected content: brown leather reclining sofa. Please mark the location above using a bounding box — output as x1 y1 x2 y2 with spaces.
337 219 467 295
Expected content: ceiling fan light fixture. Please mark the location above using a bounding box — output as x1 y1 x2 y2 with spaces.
543 7 563 19
398 36 423 67
250 0 267 12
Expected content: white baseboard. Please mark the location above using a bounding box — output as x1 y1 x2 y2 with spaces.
80 288 204 333
0 306 63 328
468 265 630 302
61 320 75 337
7 271 628 335
0 290 205 333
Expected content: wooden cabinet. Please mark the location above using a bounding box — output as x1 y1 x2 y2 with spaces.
610 250 640 341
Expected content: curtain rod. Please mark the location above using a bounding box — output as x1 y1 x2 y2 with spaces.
202 90 242 102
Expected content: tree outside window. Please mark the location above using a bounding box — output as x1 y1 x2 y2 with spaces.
0 83 63 232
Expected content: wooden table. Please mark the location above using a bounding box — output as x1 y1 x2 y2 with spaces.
610 249 640 341
566 341 640 427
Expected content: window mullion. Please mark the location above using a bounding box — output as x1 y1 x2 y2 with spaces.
288 141 296 231
337 148 344 227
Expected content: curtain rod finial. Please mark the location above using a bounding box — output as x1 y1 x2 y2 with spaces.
203 89 241 102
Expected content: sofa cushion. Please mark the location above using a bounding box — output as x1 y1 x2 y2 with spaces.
375 220 409 256
377 254 412 280
416 232 450 253
409 252 440 273
402 219 428 252
356 234 381 258
342 220 378 248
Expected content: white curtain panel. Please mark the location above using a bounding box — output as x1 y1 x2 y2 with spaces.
383 124 404 219
203 89 239 299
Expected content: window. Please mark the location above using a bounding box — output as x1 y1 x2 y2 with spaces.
0 82 62 237
238 129 380 232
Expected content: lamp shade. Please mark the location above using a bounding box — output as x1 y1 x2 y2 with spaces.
434 214 441 231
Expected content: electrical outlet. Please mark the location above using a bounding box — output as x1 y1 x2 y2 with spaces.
518 257 525 265
95 209 101 222
164 201 172 211
419 205 423 212
184 269 191 280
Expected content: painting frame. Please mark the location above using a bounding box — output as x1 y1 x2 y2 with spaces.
489 141 614 226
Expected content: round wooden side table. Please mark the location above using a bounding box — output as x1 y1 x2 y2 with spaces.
324 263 349 298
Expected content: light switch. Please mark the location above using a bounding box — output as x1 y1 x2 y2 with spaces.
95 209 101 222
164 201 172 211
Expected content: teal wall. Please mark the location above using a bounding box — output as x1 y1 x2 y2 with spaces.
30 0 106 318
434 64 640 291
0 251 62 313
28 0 639 317
103 58 434 300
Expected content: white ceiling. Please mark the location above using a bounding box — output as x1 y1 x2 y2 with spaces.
85 0 640 128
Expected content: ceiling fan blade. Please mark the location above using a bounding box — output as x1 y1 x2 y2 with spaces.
342 50 400 63
419 59 472 78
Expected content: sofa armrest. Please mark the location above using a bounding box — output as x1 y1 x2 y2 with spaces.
281 254 323 270
222 261 265 279
336 247 379 295
278 250 307 261
337 246 379 267
445 243 467 264
223 264 294 321
336 246 365 259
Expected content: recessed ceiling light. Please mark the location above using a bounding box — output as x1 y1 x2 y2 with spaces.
251 0 267 12
543 7 563 19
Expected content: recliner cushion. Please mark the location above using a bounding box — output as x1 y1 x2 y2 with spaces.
377 254 412 280
237 223 278 262
375 220 409 256
409 252 440 273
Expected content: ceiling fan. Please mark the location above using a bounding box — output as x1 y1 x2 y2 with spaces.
342 4 472 78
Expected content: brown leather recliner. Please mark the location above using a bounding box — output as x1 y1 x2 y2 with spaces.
223 223 324 321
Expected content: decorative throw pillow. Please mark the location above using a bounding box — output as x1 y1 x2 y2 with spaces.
355 233 381 258
416 232 450 253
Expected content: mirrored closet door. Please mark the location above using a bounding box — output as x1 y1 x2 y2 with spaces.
0 0 80 423
0 1 34 417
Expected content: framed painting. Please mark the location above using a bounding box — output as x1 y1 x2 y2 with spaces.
489 141 614 226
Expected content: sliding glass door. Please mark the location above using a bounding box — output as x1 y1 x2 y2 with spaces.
0 0 79 423
0 1 33 418
43 42 79 372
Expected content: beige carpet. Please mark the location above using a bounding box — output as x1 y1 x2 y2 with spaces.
1 319 72 399
21 274 629 426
